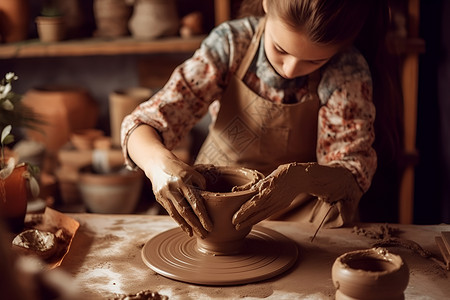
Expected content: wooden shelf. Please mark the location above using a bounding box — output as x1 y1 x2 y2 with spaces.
0 35 206 59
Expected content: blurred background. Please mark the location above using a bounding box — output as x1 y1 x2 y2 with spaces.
0 0 448 225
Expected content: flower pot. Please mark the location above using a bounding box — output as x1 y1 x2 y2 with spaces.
128 0 179 39
78 167 143 214
0 0 30 43
0 164 28 233
35 16 66 42
109 87 152 147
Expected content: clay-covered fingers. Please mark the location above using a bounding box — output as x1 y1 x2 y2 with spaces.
181 185 213 232
168 185 210 238
154 190 193 236
232 193 278 230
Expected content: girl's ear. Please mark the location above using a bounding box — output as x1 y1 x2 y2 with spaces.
262 0 268 13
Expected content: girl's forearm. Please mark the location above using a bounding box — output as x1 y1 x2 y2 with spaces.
127 125 173 177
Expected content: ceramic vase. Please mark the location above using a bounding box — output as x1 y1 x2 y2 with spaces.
193 165 264 255
0 0 29 43
128 0 179 39
93 0 132 37
0 164 28 233
332 248 409 300
109 87 152 147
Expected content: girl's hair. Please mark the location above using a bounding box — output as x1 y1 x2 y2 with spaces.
239 0 404 165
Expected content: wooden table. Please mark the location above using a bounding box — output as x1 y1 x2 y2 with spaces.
60 214 449 299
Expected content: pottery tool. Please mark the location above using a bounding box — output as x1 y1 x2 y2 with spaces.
435 231 450 270
310 202 335 243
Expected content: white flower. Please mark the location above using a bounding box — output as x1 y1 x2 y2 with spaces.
5 72 16 81
1 83 12 99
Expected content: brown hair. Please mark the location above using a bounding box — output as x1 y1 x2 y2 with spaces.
239 0 403 164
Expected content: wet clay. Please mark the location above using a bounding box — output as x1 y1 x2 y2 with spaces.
193 165 264 255
141 225 298 286
332 247 409 300
142 165 298 286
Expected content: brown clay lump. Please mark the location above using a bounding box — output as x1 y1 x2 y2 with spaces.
12 229 57 260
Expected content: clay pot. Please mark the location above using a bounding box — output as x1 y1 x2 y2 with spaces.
109 87 152 147
0 0 29 43
0 164 28 233
78 166 143 214
128 0 179 39
22 86 99 162
193 165 264 255
93 0 132 37
35 16 66 42
332 247 409 300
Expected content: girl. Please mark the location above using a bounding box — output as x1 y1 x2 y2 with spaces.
121 0 401 237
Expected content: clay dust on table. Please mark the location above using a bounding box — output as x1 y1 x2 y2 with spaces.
352 224 447 271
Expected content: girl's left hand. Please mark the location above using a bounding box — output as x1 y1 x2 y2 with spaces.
232 162 363 230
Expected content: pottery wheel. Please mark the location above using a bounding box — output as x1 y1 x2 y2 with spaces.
141 225 298 286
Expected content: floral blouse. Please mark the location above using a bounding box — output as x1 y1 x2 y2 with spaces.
121 16 377 192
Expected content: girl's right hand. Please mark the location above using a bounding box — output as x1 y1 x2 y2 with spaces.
146 154 213 238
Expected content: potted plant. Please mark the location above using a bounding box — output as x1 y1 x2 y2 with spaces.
35 0 66 42
0 73 41 233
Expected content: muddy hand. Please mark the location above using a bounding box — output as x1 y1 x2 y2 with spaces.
151 158 213 238
232 162 363 230
232 163 297 230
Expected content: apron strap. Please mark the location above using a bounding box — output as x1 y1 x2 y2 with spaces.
235 17 266 80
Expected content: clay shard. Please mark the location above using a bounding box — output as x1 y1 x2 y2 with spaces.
12 229 57 260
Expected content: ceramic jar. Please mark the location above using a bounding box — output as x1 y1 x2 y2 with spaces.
128 0 179 39
93 0 132 37
193 165 264 255
332 248 409 300
109 87 152 147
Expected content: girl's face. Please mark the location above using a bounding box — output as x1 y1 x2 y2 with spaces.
263 15 342 79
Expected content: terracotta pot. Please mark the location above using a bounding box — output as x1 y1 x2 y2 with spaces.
109 87 152 147
193 165 264 255
128 0 179 39
332 247 409 300
22 86 99 158
0 164 28 233
35 16 66 42
78 167 143 214
0 0 29 43
93 0 131 37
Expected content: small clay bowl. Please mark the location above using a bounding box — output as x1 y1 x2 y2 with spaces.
193 164 264 255
332 247 409 300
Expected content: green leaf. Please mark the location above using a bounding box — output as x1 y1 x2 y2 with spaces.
2 134 14 145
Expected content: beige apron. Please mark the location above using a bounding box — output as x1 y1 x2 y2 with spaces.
195 18 345 227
